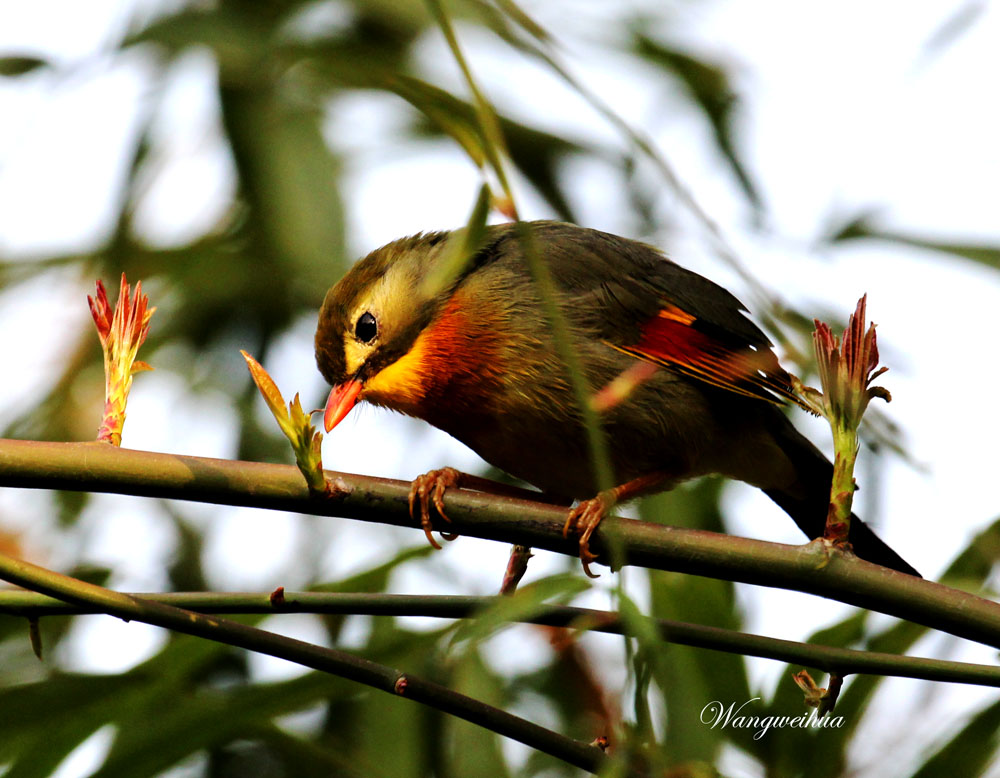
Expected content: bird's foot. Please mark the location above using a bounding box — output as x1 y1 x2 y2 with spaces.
562 474 670 578
563 492 615 579
408 467 464 549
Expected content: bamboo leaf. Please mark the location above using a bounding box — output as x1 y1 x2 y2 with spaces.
0 56 48 77
909 697 1000 778
827 214 1000 272
450 574 588 646
641 480 752 763
421 183 493 297
632 32 762 212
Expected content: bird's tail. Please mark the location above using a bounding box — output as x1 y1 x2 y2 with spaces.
762 417 920 577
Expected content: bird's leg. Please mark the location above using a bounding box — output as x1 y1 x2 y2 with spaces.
563 473 673 578
408 468 568 549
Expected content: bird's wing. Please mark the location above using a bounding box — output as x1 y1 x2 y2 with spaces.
604 299 804 406
519 222 805 408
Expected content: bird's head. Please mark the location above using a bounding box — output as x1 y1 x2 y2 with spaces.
315 230 465 432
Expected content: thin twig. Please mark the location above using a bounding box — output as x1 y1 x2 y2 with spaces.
0 553 612 775
3 590 1000 688
499 545 533 594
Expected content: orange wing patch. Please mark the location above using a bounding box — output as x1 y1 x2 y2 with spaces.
609 305 808 409
656 304 696 325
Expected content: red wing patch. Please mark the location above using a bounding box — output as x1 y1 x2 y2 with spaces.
609 305 807 408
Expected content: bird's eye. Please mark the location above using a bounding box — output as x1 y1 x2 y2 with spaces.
355 312 377 343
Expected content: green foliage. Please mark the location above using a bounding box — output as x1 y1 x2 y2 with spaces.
640 480 751 768
909 697 1000 778
0 56 47 76
632 31 761 214
1 1 998 776
828 212 1000 273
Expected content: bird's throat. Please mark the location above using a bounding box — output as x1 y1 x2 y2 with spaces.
362 291 504 420
361 332 434 415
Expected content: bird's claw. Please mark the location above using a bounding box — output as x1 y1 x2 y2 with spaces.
408 467 463 549
563 495 610 579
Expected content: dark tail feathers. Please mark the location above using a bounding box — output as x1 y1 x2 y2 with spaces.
763 486 920 577
763 418 920 577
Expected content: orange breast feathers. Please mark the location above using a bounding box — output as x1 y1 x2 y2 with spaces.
361 290 507 417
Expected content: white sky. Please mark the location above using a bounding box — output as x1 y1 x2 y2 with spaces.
2 2 1000 776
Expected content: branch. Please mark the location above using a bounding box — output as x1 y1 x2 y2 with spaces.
0 553 611 775
4 590 1000 689
3 439 1000 650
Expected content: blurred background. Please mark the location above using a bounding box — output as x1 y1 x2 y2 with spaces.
2 1 1000 776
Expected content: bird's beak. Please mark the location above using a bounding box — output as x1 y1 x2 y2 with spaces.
323 379 363 432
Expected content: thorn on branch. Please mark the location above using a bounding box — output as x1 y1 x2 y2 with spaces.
499 545 533 595
819 674 844 716
589 735 610 752
327 477 353 499
28 616 42 660
394 675 409 695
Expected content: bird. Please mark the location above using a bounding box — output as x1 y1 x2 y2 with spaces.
314 220 918 578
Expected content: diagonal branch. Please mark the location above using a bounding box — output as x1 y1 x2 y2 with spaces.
3 590 1000 689
0 553 612 775
2 439 1000 650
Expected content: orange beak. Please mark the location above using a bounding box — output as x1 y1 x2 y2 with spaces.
323 379 363 431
